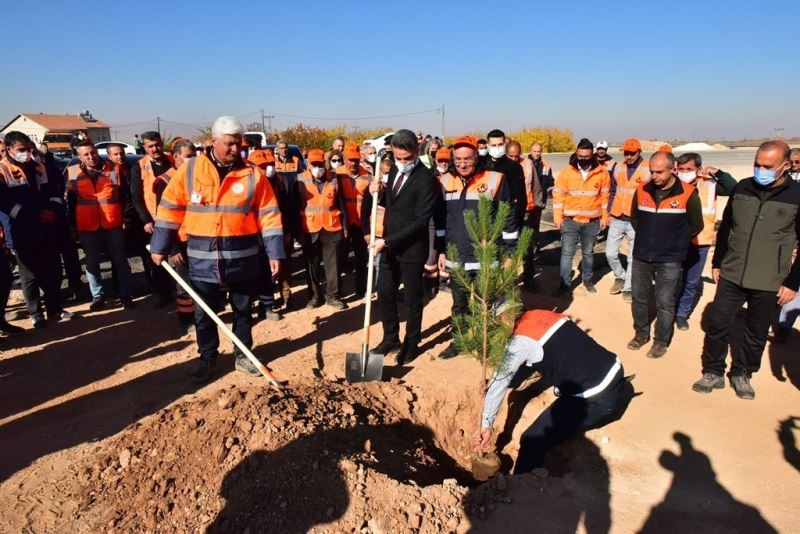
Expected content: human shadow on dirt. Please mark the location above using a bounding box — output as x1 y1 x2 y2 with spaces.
0 306 191 420
638 432 777 533
768 336 800 391
208 421 470 533
778 416 800 473
0 357 223 483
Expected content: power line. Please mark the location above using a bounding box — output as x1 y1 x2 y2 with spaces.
258 107 443 121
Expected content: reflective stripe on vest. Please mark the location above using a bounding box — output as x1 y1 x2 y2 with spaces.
299 172 343 233
67 163 122 231
0 159 48 189
611 160 650 217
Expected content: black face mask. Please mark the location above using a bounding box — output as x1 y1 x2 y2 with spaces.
577 157 592 170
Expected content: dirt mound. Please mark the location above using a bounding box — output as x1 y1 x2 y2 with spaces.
75 378 517 533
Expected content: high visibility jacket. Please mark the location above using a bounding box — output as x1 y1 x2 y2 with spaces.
338 167 371 228
66 162 123 231
552 165 610 225
510 310 619 397
155 166 189 242
275 155 300 181
138 155 175 219
298 170 344 233
610 159 650 218
521 158 545 210
440 169 519 270
632 180 696 263
150 153 285 284
692 177 719 246
0 157 64 234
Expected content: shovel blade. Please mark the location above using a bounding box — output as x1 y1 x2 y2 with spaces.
345 351 384 383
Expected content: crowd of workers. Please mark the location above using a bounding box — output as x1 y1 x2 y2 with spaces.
0 118 798 414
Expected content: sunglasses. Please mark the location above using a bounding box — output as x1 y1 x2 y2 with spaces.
623 151 637 156
330 159 343 163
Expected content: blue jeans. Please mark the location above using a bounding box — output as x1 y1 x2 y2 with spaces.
560 218 599 286
79 228 132 299
776 292 800 332
605 217 635 292
676 244 710 319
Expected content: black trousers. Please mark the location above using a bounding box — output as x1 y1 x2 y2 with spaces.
450 270 476 324
701 277 777 377
57 225 83 290
13 240 63 320
257 250 276 308
631 259 682 345
191 278 255 363
378 257 425 347
346 225 368 295
522 208 542 285
0 252 12 319
302 231 342 301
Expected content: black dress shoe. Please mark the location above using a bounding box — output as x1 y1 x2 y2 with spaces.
397 342 421 365
373 338 402 355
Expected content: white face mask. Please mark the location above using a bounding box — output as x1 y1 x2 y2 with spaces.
478 148 488 157
677 170 697 183
395 158 417 174
11 150 30 164
437 165 449 174
331 161 342 169
311 167 326 179
380 173 389 183
366 154 376 163
790 170 800 181
488 145 506 159
265 165 275 178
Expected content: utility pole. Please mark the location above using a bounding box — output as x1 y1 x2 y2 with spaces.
260 109 266 133
440 104 446 139
267 114 275 133
157 116 161 135
112 129 119 141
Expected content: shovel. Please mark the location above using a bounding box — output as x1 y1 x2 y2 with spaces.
345 164 385 383
151 247 283 391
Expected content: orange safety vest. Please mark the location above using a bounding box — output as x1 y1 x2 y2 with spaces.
338 167 371 228
610 159 650 218
275 155 300 178
634 180 697 263
552 165 610 225
298 170 344 233
692 177 718 246
521 158 545 211
67 162 123 231
514 309 568 343
0 158 49 190
138 155 174 219
440 169 503 201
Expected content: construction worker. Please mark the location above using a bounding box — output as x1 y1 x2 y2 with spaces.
520 143 548 290
627 151 702 359
298 149 346 309
552 138 610 295
485 129 527 227
474 309 628 472
150 116 284 383
0 131 73 327
693 141 800 400
0 226 23 335
369 130 439 365
67 141 135 311
437 135 519 359
606 138 650 302
361 143 377 175
163 139 198 333
673 153 737 331
339 143 371 297
434 148 451 177
595 140 615 175
130 131 174 307
361 157 393 287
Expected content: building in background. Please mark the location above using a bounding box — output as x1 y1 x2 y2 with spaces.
0 111 111 157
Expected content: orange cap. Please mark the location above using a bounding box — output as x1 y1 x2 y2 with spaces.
435 148 451 161
307 149 325 164
343 143 360 161
452 135 478 150
658 144 673 153
248 149 275 167
622 138 642 152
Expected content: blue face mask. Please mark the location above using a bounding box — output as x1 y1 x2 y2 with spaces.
753 167 779 186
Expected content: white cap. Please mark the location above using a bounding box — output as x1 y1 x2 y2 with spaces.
596 140 608 149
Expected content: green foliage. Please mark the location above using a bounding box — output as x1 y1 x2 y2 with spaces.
446 196 533 380
510 127 575 153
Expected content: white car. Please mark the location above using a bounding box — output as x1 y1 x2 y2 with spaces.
95 141 136 155
362 131 395 155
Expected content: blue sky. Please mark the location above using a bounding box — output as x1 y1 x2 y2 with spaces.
3 0 798 144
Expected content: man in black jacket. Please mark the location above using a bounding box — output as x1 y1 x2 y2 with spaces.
693 140 800 400
485 129 527 227
369 130 438 364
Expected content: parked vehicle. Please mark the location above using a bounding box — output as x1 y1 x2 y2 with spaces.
95 141 136 155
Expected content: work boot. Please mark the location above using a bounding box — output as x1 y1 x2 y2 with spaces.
439 344 460 360
646 342 668 359
730 373 755 400
235 355 261 377
609 278 625 295
622 291 632 303
675 316 690 331
397 342 421 365
306 297 322 309
32 315 47 328
89 297 106 311
52 309 75 321
373 338 402 355
627 332 650 350
191 359 215 383
583 281 597 294
0 321 24 335
692 373 725 393
326 297 347 310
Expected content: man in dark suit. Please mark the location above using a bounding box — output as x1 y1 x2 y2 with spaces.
368 129 438 364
